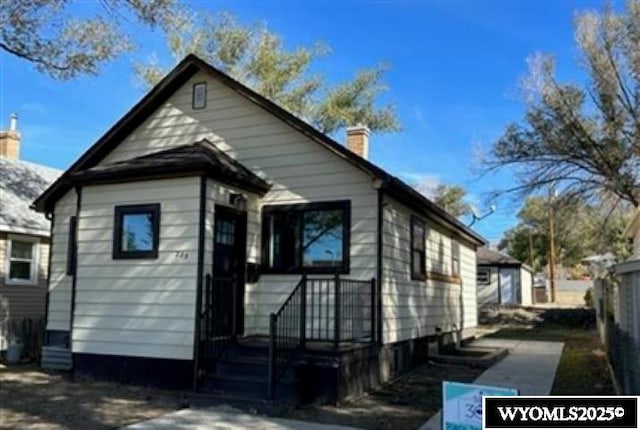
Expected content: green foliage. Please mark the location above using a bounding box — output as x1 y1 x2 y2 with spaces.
431 184 471 218
134 12 400 135
483 1 640 206
500 194 632 272
0 0 180 79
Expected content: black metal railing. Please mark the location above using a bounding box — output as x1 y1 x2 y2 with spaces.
268 274 307 399
268 274 376 398
199 274 235 374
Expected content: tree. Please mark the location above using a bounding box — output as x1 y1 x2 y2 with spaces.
431 184 471 218
499 194 632 272
134 12 400 135
483 1 640 207
0 0 179 79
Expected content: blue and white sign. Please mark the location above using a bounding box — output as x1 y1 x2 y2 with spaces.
442 381 518 430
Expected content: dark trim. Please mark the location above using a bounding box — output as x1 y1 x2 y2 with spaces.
410 215 426 281
69 187 81 360
112 204 161 259
477 263 523 269
497 268 502 304
32 54 485 247
74 353 194 390
192 82 207 109
65 216 77 276
192 176 207 389
376 189 384 345
260 200 351 275
43 212 54 342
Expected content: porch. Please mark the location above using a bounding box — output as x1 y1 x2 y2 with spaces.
198 274 379 403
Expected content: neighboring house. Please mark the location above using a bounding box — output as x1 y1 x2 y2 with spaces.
34 54 486 402
593 208 640 394
0 115 61 352
476 247 533 306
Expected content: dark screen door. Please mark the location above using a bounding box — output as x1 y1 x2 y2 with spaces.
213 206 247 336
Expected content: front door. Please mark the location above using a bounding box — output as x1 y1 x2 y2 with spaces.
213 205 247 336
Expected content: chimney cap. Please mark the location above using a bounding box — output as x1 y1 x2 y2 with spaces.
346 123 370 135
9 113 18 132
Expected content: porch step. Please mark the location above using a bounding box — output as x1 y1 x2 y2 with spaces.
41 346 72 371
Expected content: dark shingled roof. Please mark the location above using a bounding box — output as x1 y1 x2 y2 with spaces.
1 158 61 236
69 140 271 195
477 247 523 266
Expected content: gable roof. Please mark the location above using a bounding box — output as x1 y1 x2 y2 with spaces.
69 140 270 195
33 54 486 246
1 157 61 236
477 247 532 271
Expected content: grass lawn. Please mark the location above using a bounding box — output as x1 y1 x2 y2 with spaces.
486 325 614 395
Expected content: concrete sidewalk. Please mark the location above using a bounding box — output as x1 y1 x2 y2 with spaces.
123 405 360 430
419 338 564 430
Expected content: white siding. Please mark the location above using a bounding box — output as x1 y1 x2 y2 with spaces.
73 178 200 360
98 71 378 337
477 267 499 305
47 190 77 331
382 195 477 344
520 268 533 306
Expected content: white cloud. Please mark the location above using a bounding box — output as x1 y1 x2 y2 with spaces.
399 172 441 198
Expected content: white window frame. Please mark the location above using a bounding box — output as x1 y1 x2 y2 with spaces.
477 268 491 285
5 235 39 285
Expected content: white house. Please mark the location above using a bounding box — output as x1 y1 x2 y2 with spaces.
476 247 534 306
34 54 486 402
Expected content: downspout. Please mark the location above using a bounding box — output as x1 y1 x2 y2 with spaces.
69 186 82 363
192 175 207 390
43 211 54 346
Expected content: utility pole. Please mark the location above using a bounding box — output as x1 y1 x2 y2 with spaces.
548 187 557 302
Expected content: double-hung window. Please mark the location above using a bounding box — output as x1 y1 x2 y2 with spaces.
451 241 461 277
113 204 161 259
410 216 426 280
6 237 38 284
262 201 350 273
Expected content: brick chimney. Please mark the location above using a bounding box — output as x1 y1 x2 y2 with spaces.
0 114 20 160
346 124 370 159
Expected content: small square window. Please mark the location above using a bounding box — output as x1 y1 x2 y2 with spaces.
113 204 160 259
192 82 207 109
477 268 491 284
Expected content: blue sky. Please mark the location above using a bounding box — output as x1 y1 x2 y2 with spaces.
0 0 607 242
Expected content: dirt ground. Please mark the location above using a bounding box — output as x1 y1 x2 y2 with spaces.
0 364 187 430
280 362 485 430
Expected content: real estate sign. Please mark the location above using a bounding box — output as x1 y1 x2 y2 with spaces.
442 381 518 430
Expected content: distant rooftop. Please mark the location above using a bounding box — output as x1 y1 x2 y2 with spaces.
1 155 61 237
477 246 523 266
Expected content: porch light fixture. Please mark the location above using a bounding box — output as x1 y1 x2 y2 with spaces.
230 193 248 211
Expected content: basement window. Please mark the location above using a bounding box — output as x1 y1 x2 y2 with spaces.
261 201 350 274
113 204 160 259
410 216 426 280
